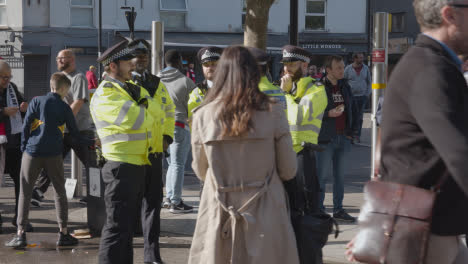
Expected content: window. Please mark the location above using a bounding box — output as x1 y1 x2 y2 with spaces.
305 0 326 31
390 12 405 33
70 0 94 27
0 0 6 26
160 0 187 30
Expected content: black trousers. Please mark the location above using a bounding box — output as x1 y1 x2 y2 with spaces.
284 149 320 214
98 161 145 264
4 147 22 221
141 153 163 263
35 131 93 194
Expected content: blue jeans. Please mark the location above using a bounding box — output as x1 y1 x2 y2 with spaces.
316 134 351 213
165 126 191 204
352 96 368 138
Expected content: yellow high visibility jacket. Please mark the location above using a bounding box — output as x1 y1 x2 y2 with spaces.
90 79 163 165
285 77 328 153
188 87 207 120
258 76 287 111
129 79 175 153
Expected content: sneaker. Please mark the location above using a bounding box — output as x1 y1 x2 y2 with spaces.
162 198 171 209
11 220 34 232
5 233 27 248
333 209 356 222
169 201 193 214
31 188 44 207
56 232 79 246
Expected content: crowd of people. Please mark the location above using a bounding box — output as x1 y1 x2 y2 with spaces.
0 0 467 263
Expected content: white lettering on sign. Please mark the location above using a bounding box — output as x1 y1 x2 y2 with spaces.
302 44 343 49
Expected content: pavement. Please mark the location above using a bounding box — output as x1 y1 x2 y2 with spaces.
0 114 373 264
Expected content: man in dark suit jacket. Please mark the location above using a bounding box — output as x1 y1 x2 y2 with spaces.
357 0 468 263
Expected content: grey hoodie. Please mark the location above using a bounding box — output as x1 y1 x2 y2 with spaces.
158 67 196 123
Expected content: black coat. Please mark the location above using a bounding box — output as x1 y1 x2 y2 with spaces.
0 82 25 150
380 34 468 235
318 78 354 143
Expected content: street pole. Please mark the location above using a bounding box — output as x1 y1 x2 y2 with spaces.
370 12 388 178
151 21 164 75
97 0 102 79
289 0 298 45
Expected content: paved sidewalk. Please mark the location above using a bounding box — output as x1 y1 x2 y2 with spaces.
0 115 372 264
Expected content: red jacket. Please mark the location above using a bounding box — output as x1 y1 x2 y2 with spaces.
86 71 98 89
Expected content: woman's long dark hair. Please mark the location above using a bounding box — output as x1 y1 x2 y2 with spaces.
200 46 272 137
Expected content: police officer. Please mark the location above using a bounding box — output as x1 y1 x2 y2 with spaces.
128 39 175 264
247 47 287 110
187 46 222 119
279 45 328 263
91 40 164 264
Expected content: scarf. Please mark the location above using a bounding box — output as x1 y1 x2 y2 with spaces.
6 83 22 135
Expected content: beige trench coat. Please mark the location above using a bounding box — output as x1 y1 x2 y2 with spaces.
188 101 299 264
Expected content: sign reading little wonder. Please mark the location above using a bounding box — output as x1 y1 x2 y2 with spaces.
302 43 343 49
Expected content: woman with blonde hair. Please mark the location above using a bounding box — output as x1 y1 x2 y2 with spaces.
188 46 299 264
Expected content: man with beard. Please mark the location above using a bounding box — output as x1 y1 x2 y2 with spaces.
31 49 93 207
187 46 222 197
187 46 222 119
128 39 175 264
344 52 371 143
91 40 163 264
280 45 328 263
0 60 29 233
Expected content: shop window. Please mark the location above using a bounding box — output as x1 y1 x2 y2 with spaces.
390 12 405 33
160 0 187 30
0 0 6 26
71 0 94 27
305 0 326 31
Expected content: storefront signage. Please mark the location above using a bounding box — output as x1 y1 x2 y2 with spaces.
302 43 343 49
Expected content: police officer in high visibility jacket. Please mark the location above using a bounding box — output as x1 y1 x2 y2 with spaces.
91 40 164 264
279 45 328 262
127 39 175 264
187 46 222 119
247 47 287 110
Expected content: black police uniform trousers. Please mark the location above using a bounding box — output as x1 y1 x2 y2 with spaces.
34 131 93 194
284 148 322 264
3 147 22 223
98 160 145 264
141 153 164 263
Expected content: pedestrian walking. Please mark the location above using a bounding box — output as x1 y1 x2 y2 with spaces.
159 50 197 213
316 55 356 222
91 40 163 264
344 52 371 144
128 39 175 264
31 49 94 207
4 72 95 248
0 60 31 233
86 65 98 89
346 0 468 262
189 46 299 264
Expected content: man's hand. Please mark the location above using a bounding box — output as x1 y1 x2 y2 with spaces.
95 138 101 147
280 74 293 93
20 102 28 113
328 107 344 118
3 107 19 116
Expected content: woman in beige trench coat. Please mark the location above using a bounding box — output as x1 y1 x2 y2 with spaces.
188 46 300 264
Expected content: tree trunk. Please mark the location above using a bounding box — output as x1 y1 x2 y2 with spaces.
243 0 274 50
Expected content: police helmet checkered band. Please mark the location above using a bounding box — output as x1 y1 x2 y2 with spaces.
102 47 133 66
282 50 310 64
201 50 221 61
